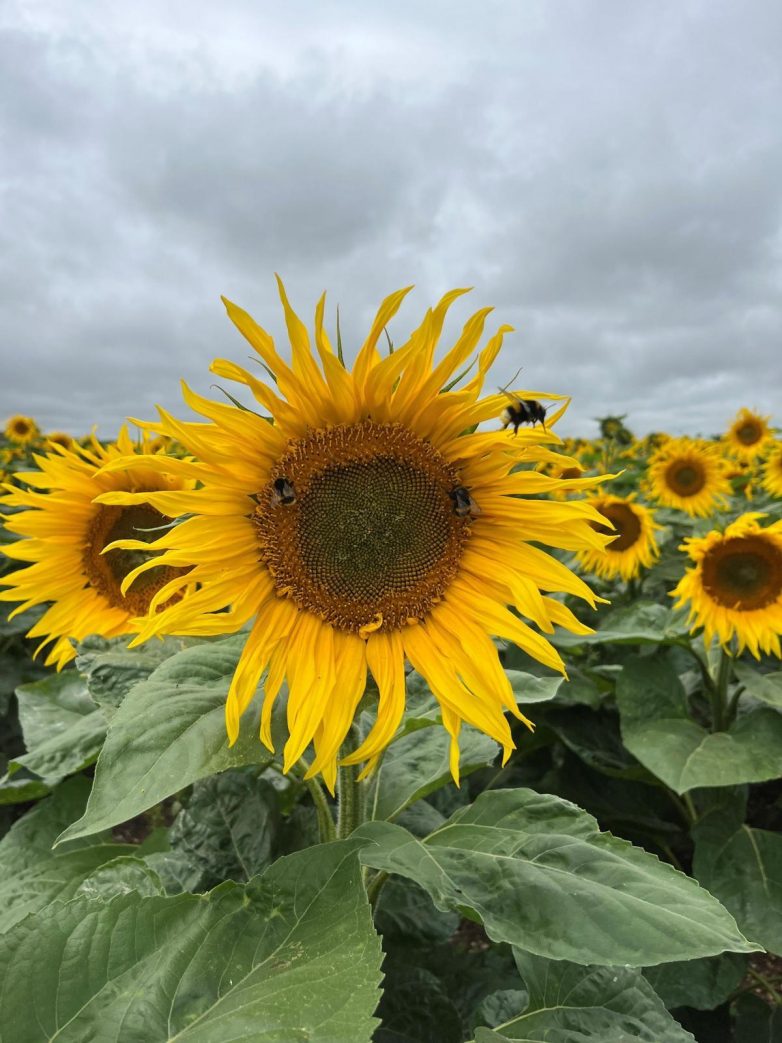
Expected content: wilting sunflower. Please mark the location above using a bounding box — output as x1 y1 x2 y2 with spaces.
98 281 613 790
0 428 193 668
761 443 782 498
646 437 731 517
672 513 782 658
724 408 773 462
574 494 660 581
4 415 39 444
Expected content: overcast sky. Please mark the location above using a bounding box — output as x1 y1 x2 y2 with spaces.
1 1 780 440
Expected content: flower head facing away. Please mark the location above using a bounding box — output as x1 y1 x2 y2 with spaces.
98 281 612 790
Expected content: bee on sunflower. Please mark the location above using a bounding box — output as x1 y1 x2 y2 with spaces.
724 408 773 463
574 494 660 581
96 280 614 790
671 513 782 658
646 437 731 517
0 428 194 668
4 415 39 445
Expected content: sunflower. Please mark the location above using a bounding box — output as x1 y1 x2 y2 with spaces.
0 428 193 668
574 495 660 581
646 437 731 517
98 280 612 790
47 432 74 450
761 443 782 498
671 513 782 658
724 408 773 462
4 415 39 444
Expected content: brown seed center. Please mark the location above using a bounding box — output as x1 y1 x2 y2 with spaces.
253 421 472 634
592 502 642 552
702 535 782 612
665 459 706 497
737 422 762 446
83 503 187 615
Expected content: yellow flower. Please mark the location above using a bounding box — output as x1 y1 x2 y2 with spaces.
575 495 661 581
4 415 39 444
0 428 193 668
671 513 782 658
724 408 773 461
47 432 74 450
99 281 612 790
761 443 782 498
646 437 731 517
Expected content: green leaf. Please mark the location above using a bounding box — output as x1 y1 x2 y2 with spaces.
0 775 51 805
356 789 756 966
374 876 459 945
643 953 748 1011
57 636 275 843
506 671 563 704
733 661 782 709
76 855 166 899
75 634 192 718
473 950 697 1042
732 993 782 1042
368 720 497 822
169 769 279 888
0 840 382 1042
0 777 135 934
617 655 782 793
375 964 464 1043
9 671 106 785
694 806 782 956
552 601 689 648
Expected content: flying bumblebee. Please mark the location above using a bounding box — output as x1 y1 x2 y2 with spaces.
500 393 548 435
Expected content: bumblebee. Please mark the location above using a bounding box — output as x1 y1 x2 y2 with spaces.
448 485 481 518
271 477 296 506
500 394 547 435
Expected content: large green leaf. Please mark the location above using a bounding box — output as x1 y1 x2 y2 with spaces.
733 661 782 710
9 671 106 785
368 721 497 822
169 769 279 888
643 953 748 1011
616 655 782 793
552 602 688 648
0 840 382 1043
57 636 275 843
693 800 782 956
473 950 696 1042
75 634 193 718
0 777 134 934
357 789 756 966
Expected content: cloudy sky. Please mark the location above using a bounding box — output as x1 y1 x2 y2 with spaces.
1 0 780 439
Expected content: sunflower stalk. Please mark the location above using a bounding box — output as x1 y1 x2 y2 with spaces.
336 725 366 840
709 647 734 732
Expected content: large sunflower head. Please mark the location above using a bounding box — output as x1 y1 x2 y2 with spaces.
761 443 782 498
100 280 614 790
671 513 782 658
646 437 731 517
724 408 773 462
0 428 193 668
4 415 39 445
574 494 661 581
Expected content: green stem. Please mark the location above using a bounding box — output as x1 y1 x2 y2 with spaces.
366 870 390 909
677 639 715 695
682 792 697 824
336 726 366 840
748 967 782 1005
304 777 336 844
710 647 733 732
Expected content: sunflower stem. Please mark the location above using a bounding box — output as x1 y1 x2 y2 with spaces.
304 776 337 844
337 726 366 840
710 647 733 732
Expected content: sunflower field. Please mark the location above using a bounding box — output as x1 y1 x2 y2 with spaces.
1 286 781 1043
